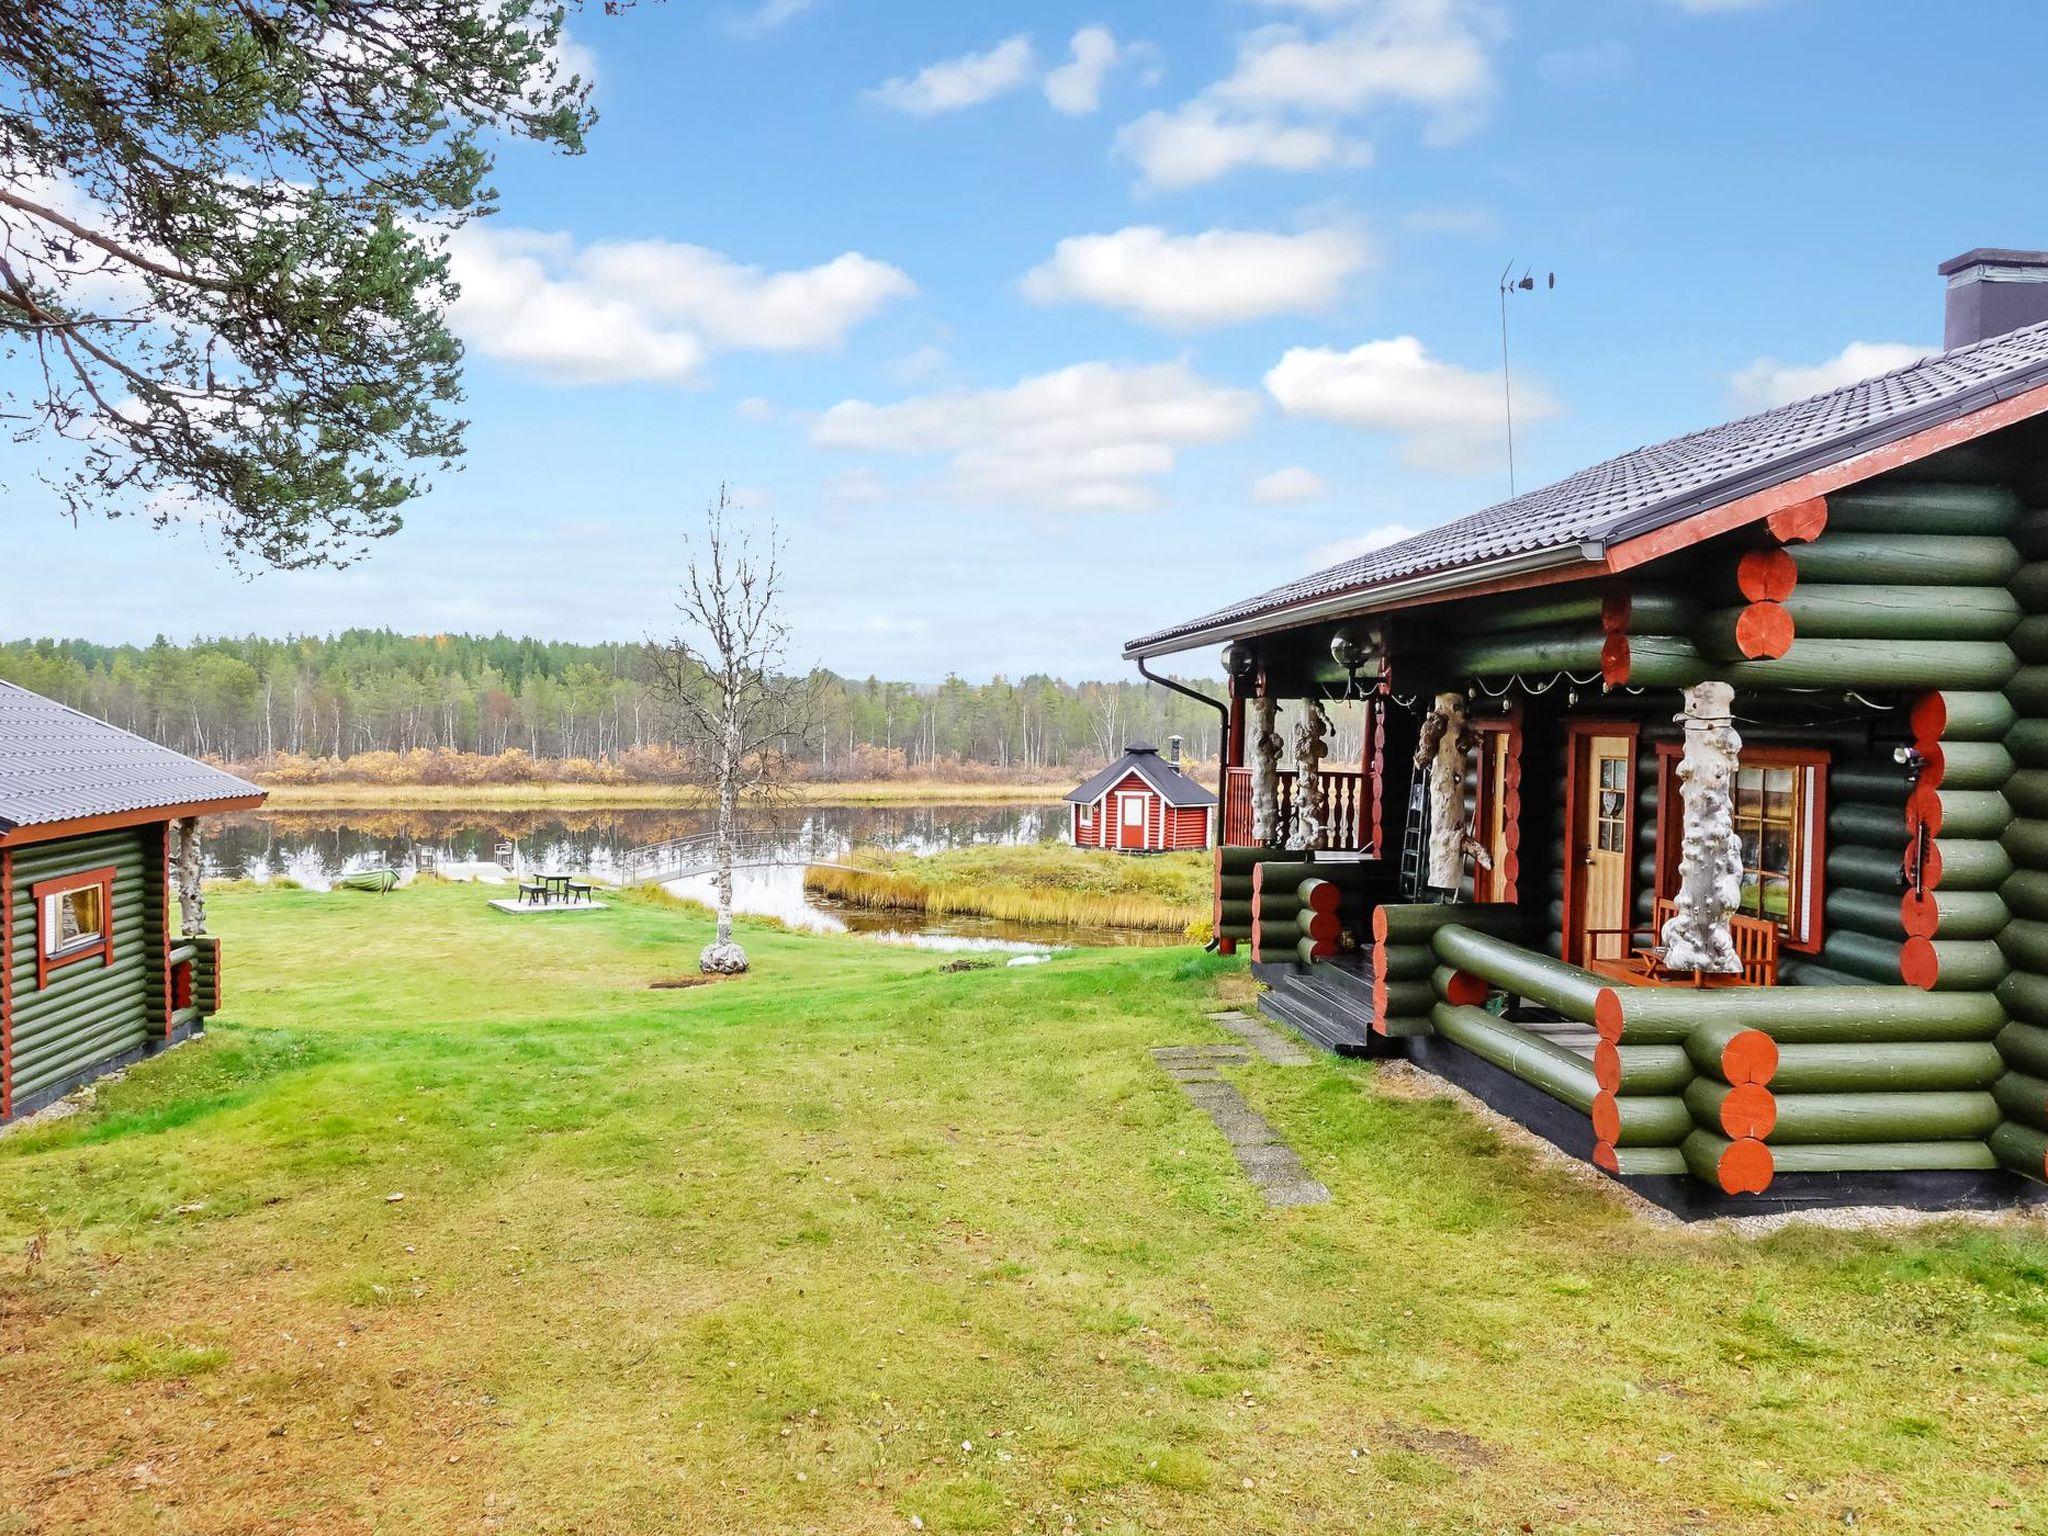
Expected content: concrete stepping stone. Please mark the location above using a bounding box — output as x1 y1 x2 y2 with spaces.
1148 1046 1331 1208
1206 1010 1313 1066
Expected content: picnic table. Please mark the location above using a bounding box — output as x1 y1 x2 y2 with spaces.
519 873 597 906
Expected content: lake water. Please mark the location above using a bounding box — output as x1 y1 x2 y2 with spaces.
206 802 1182 950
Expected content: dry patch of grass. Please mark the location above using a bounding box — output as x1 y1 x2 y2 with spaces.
806 843 1210 934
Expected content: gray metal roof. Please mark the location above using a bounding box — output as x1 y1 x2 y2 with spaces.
1067 744 1217 808
0 682 263 832
1126 318 2048 657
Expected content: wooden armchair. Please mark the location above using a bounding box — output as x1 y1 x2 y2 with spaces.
1586 898 1779 989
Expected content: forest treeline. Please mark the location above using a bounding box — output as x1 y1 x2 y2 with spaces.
0 632 1229 781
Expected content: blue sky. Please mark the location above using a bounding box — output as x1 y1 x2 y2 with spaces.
9 0 2043 682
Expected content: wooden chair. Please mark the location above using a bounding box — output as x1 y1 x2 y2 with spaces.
1586 898 1779 988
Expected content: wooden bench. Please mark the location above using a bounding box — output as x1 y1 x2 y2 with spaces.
1586 898 1779 989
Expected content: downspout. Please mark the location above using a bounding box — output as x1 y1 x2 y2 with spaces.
1135 657 1232 952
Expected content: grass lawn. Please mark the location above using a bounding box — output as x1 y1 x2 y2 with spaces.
2 888 2047 1533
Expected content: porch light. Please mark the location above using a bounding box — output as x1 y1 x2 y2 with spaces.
1221 641 1257 680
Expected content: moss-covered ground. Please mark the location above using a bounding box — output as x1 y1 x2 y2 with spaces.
1 885 2045 1533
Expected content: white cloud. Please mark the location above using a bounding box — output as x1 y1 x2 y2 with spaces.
886 344 950 385
1044 27 1125 114
1728 341 1933 411
1253 467 1329 504
736 396 780 423
868 35 1037 116
1022 225 1370 329
812 361 1259 512
1265 336 1559 471
1400 205 1498 239
828 467 889 503
1212 0 1506 144
443 226 914 386
1117 103 1368 191
1306 523 1421 570
729 0 819 35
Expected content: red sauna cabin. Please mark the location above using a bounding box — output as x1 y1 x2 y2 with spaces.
1067 740 1216 852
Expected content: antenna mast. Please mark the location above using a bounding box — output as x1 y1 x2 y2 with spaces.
1498 263 1555 497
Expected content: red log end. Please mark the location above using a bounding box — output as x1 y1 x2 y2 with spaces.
1303 881 1342 914
1251 863 1267 895
1444 969 1491 1007
1734 602 1796 660
1370 961 1389 1035
1900 889 1941 941
1592 1142 1621 1174
1302 909 1342 943
1594 1040 1623 1094
1600 589 1632 635
1765 496 1829 545
1900 936 1940 990
1593 988 1626 1043
1216 938 1237 957
1371 907 1391 944
1600 633 1631 687
1921 839 1945 891
1908 691 1948 745
1906 783 1944 839
1718 1083 1777 1141
1590 1092 1621 1146
1735 547 1798 603
1721 1028 1780 1087
1718 1138 1775 1196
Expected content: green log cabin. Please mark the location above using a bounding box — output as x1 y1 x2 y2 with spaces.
1125 249 2048 1214
0 682 263 1119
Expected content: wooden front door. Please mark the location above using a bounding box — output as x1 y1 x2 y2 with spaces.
1118 792 1147 849
1573 732 1635 964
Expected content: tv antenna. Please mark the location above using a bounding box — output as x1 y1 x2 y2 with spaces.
1499 263 1555 496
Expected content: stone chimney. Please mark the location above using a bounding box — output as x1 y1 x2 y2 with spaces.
1941 249 2048 349
1167 734 1183 768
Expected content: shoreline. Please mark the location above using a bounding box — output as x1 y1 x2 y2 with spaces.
252 780 1073 810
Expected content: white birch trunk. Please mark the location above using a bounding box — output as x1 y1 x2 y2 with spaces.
1660 681 1745 974
1420 692 1474 891
701 679 750 973
175 817 207 937
1250 695 1283 846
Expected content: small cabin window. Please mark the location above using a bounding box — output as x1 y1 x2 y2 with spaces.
32 866 116 985
1656 746 1826 952
1078 804 1093 825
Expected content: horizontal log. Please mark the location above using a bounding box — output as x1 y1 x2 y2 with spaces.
1374 903 1525 944
1594 1089 1695 1147
1817 930 1905 985
1898 936 2006 992
1597 984 2004 1046
1765 1090 2000 1145
1430 924 1605 1022
1296 879 1342 914
1825 483 2018 535
1993 1070 2048 1132
1998 1021 2048 1078
1685 1079 1777 1140
10 1002 154 1072
1788 533 2020 586
1829 800 1904 847
2012 616 2048 663
1926 837 2009 891
1990 1121 2048 1181
1591 1143 1689 1177
1681 1130 1773 1195
1999 972 2048 1027
2002 918 2048 974
1295 935 1336 966
1724 640 2019 691
1695 605 1794 662
1376 943 1437 982
2005 869 2048 922
1593 1041 1694 1095
1898 887 2009 942
2005 819 2048 872
2010 718 2048 769
1769 1140 2000 1173
1907 786 2011 840
1379 978 1437 1017
1683 1020 1780 1085
1824 888 1907 942
1780 584 2019 641
1828 760 1909 807
2008 666 2048 716
1377 1015 1435 1040
1910 690 2015 743
1440 627 1608 680
1431 965 1492 1007
1430 1003 1598 1113
1827 843 1910 895
13 1027 151 1101
1219 900 1254 928
1251 862 1320 890
2015 556 2048 606
1778 957 1881 988
1932 740 2016 789
2008 770 2048 819
1770 1041 2005 1093
1297 909 1341 944
1736 547 1797 603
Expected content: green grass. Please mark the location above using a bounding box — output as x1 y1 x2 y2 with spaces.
2 885 2047 1532
807 842 1211 934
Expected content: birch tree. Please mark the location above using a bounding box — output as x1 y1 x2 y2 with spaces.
647 488 811 975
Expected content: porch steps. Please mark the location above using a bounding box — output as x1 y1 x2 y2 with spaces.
1256 962 1375 1057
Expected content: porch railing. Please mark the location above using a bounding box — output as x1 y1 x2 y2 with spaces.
1222 767 1369 852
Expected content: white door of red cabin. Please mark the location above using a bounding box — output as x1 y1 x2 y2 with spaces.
1118 792 1147 849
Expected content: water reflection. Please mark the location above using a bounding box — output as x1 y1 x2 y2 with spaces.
207 803 1180 949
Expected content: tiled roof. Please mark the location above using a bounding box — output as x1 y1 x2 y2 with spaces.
0 683 263 831
1126 319 2048 656
1067 744 1217 808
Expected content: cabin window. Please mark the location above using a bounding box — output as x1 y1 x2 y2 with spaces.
1656 746 1825 952
1078 804 1093 826
31 866 116 987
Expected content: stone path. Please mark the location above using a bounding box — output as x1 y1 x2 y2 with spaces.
1148 1012 1329 1208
